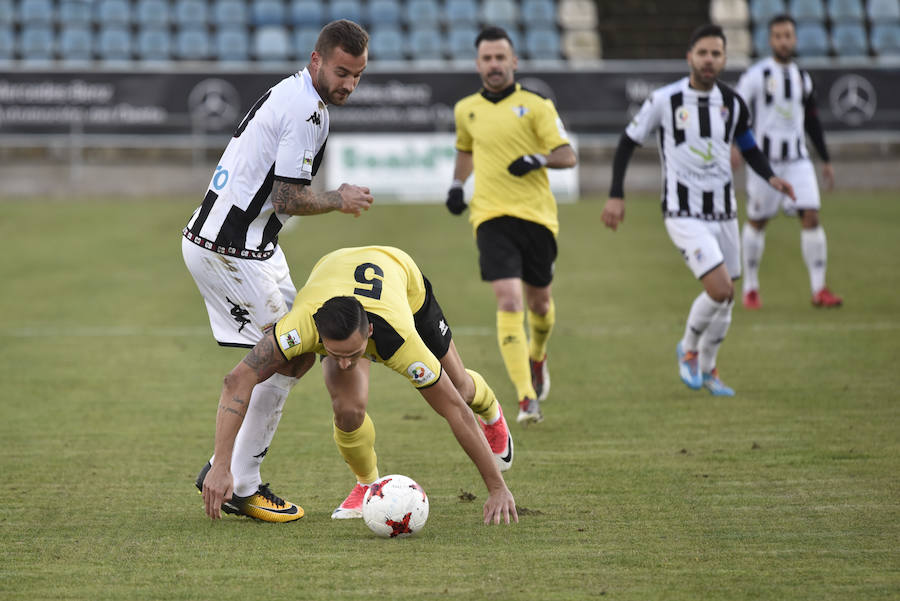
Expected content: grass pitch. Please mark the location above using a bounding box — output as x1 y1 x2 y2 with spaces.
1 191 898 600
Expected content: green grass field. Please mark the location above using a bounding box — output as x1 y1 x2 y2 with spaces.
1 192 898 601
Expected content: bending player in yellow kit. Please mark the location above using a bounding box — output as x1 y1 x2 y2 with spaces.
199 246 518 525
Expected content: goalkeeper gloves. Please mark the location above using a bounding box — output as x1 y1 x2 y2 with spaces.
507 154 547 176
446 180 467 215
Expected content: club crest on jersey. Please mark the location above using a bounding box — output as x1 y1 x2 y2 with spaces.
765 76 778 96
512 105 529 118
675 106 689 129
279 329 301 350
407 361 436 385
720 106 730 121
301 150 314 173
693 248 704 263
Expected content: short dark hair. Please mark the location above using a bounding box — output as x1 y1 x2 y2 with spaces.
313 296 369 340
315 19 369 58
475 25 514 49
688 24 727 50
768 14 797 31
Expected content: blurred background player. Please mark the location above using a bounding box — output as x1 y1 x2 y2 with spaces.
184 20 374 522
601 24 794 397
733 14 843 310
445 26 577 424
200 246 517 525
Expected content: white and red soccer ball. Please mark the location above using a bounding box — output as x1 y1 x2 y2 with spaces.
362 474 429 538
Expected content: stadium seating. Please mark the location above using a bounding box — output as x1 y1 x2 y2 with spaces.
405 0 441 26
369 24 405 59
444 0 479 25
562 28 601 59
0 24 13 59
366 0 401 26
832 21 869 54
19 0 53 24
59 25 93 61
408 26 444 59
137 26 172 61
447 24 477 58
135 0 170 27
253 25 290 60
293 25 319 57
19 24 53 59
753 22 772 53
750 0 786 23
252 0 286 26
790 0 826 21
710 0 751 27
524 25 560 58
481 0 519 28
867 0 900 21
213 0 248 27
175 0 209 26
175 26 210 59
557 0 597 30
59 0 92 25
328 0 363 23
215 26 249 61
96 0 132 25
724 25 752 56
795 21 830 54
0 0 12 25
828 0 865 21
521 0 557 26
95 26 132 61
290 0 323 26
871 22 900 54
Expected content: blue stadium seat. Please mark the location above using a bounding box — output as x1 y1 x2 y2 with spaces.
521 0 557 26
59 25 94 60
175 0 209 25
290 0 324 26
871 22 900 54
328 0 363 23
367 0 401 26
293 25 318 57
481 0 519 27
253 25 290 60
504 26 522 51
828 0 865 21
444 0 479 26
789 0 826 21
59 0 93 25
0 24 13 59
368 25 405 60
795 21 830 54
447 25 477 59
215 26 249 60
832 22 869 54
20 0 54 24
405 0 440 26
752 23 771 54
750 0 786 23
867 0 900 20
95 26 133 60
96 0 132 25
213 0 248 26
137 27 172 60
19 25 54 60
524 26 560 59
175 26 210 59
252 0 286 26
0 1 12 26
135 0 170 27
408 27 444 59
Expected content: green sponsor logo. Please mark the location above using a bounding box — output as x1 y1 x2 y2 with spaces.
689 141 714 162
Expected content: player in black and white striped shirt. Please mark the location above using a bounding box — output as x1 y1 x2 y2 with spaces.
734 14 842 309
601 24 794 396
183 20 373 522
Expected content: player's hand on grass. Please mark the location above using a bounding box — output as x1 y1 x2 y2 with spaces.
337 183 373 217
768 176 796 201
201 463 234 520
483 487 518 525
822 163 835 192
507 154 547 176
601 198 626 231
446 182 467 215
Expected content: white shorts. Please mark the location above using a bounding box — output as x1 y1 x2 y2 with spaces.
664 217 741 280
746 159 820 220
182 236 297 347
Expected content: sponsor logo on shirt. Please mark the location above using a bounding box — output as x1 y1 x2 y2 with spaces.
279 329 302 350
675 106 689 129
301 150 314 173
306 111 321 126
407 361 436 385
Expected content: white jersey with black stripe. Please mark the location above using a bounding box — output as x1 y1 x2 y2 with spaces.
736 57 813 163
184 68 329 259
625 77 752 221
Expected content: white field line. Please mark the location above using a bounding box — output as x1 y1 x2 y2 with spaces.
2 321 899 339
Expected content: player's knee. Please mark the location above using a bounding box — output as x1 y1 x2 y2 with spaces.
333 404 366 432
527 297 551 316
801 210 819 229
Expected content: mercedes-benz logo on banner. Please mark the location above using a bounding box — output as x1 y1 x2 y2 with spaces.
828 74 876 127
188 78 241 131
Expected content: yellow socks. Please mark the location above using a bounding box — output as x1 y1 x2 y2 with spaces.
333 413 379 485
528 299 555 362
465 368 500 423
496 310 537 400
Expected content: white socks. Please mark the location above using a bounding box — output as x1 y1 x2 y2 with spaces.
742 222 765 292
681 292 732 374
801 226 827 294
210 372 298 497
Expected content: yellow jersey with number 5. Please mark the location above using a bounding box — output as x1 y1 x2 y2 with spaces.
273 246 442 388
454 84 570 236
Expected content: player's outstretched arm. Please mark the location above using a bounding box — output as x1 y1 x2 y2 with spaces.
272 180 373 217
418 375 518 525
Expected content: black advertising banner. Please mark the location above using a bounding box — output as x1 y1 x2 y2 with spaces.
0 66 896 136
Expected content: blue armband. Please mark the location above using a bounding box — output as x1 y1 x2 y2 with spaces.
735 130 757 152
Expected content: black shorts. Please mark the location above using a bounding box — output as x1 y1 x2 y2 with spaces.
476 216 557 287
414 276 452 360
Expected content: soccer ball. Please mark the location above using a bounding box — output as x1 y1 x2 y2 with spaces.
362 474 429 538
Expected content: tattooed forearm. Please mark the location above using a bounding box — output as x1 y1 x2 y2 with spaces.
218 403 246 418
272 181 342 215
243 336 277 372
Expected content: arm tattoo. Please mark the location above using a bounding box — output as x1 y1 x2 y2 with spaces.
272 181 343 215
243 335 280 375
218 403 246 418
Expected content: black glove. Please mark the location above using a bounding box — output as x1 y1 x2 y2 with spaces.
507 154 547 176
446 184 467 215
